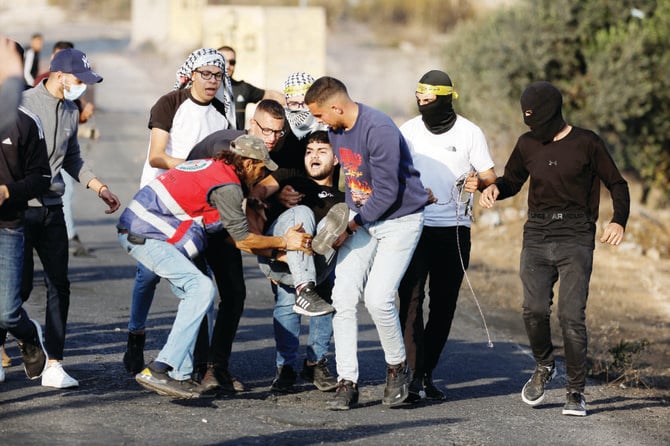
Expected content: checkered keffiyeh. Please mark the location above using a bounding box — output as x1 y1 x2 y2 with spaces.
283 71 315 98
174 48 234 126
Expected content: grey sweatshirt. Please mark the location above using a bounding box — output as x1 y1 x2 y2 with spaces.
21 80 96 206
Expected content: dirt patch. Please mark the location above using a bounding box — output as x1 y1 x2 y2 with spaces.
468 201 670 391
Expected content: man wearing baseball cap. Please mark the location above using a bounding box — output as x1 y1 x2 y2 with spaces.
118 135 312 399
21 47 120 390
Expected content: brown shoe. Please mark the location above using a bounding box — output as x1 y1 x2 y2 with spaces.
1 343 11 367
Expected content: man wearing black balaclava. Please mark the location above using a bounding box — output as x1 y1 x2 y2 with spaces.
480 81 630 417
398 69 497 403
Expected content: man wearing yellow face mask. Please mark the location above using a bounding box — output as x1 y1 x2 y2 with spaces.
20 48 121 390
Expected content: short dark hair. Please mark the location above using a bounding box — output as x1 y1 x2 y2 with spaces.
306 130 329 146
255 99 286 121
305 76 348 106
52 41 74 53
217 45 235 55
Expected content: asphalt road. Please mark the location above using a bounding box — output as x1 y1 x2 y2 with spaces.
1 23 668 446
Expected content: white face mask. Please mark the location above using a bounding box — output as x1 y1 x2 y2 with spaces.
62 80 87 101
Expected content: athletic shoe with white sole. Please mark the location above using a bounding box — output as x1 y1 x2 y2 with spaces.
521 363 556 406
41 361 79 388
562 391 587 416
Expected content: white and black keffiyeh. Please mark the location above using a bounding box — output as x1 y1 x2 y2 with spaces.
283 72 325 139
174 48 235 127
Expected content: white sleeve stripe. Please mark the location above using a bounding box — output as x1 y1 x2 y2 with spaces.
128 201 177 237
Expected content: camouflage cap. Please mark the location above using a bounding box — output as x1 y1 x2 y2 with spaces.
230 135 278 171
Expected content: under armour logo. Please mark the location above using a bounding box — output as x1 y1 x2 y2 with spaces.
548 160 558 166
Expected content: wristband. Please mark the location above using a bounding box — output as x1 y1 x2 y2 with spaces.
345 225 354 235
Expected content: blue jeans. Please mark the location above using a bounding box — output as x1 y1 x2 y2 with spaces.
21 205 70 360
128 262 160 333
258 206 336 368
0 227 38 343
332 211 424 383
520 240 594 393
119 234 215 380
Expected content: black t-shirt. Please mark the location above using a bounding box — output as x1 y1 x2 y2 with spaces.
231 79 265 130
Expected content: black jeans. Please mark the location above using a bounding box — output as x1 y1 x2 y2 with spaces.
399 225 470 378
20 205 70 360
520 240 593 393
193 231 246 371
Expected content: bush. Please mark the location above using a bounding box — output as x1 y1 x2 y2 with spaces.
446 0 670 205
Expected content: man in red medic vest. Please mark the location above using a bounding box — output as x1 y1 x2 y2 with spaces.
117 134 313 399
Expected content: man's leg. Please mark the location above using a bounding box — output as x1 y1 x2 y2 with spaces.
556 242 593 394
121 236 215 381
204 232 246 373
520 242 559 406
270 283 300 392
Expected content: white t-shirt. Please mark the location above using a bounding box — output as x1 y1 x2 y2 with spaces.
140 89 228 187
400 114 494 227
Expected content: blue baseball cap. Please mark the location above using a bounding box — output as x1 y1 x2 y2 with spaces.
50 48 103 84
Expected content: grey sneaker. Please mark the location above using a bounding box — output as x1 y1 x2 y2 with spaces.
521 363 556 406
312 203 350 261
293 282 335 317
382 362 410 406
562 391 587 416
135 361 200 399
328 379 359 410
300 358 338 392
18 319 48 380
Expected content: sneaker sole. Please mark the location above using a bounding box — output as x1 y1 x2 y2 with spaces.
312 203 350 256
136 370 198 399
562 407 587 416
292 304 334 317
521 368 557 406
24 319 49 380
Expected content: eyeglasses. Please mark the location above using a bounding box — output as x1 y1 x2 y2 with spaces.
286 100 307 111
228 59 236 66
194 70 223 81
253 120 285 137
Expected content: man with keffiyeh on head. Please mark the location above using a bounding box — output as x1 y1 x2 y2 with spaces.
398 70 496 403
122 48 234 378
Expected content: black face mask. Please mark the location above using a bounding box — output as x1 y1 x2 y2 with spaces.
520 81 566 144
417 70 457 134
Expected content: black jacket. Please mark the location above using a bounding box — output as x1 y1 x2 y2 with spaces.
0 107 51 227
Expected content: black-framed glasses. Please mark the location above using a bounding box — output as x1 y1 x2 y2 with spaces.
194 69 224 81
286 100 307 111
253 120 285 137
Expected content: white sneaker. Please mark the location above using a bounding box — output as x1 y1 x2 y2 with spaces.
0 364 5 383
41 361 79 388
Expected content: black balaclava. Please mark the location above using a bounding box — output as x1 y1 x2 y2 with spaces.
520 81 566 144
417 70 457 134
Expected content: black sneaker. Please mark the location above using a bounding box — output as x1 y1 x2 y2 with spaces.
312 203 350 261
18 319 48 380
270 365 297 393
300 358 338 392
521 363 556 406
423 372 446 401
406 376 426 403
293 282 335 317
135 361 200 399
123 332 145 374
562 391 587 416
382 362 410 406
328 379 359 410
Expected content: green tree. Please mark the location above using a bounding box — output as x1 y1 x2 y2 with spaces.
448 0 670 204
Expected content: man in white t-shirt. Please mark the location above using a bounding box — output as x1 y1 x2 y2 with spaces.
398 70 496 402
123 48 232 375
